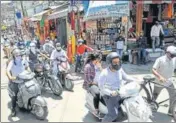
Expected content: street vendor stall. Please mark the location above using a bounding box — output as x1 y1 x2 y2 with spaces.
83 1 130 60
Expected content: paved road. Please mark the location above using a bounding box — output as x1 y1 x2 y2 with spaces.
1 47 175 122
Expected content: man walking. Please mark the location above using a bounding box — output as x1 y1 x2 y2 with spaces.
151 21 164 52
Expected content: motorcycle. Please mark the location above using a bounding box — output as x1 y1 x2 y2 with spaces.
34 56 63 96
75 53 88 73
57 56 74 91
85 82 152 122
8 70 48 120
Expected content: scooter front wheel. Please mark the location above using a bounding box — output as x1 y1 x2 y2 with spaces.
65 79 74 91
33 105 48 120
48 79 63 96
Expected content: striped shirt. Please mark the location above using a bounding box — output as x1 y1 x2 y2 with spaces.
83 62 95 90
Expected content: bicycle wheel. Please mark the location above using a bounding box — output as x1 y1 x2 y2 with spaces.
139 84 151 103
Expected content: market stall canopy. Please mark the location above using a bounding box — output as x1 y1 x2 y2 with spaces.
83 0 130 21
142 0 173 4
33 9 51 20
47 8 68 20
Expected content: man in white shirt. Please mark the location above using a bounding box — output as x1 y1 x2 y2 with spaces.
152 46 176 116
151 21 164 52
116 33 125 58
50 43 68 76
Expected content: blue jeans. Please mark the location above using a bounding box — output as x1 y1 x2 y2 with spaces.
138 48 147 64
117 49 123 58
102 95 120 122
75 55 82 72
152 36 160 51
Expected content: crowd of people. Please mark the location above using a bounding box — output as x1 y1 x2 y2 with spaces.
1 32 176 122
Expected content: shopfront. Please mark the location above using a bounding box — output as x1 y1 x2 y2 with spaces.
133 1 175 47
48 8 68 47
83 1 130 56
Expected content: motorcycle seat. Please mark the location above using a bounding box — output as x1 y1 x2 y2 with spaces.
143 75 155 82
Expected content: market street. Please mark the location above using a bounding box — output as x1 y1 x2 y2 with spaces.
1 47 175 122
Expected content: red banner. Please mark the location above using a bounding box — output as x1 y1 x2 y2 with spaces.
71 11 75 30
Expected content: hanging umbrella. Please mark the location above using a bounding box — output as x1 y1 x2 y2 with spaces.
84 0 129 21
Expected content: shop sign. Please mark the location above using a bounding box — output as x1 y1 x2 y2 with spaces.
85 3 129 20
143 4 149 12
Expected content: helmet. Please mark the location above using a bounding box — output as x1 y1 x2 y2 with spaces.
106 52 120 64
166 46 176 55
56 42 61 47
78 39 84 44
11 48 21 57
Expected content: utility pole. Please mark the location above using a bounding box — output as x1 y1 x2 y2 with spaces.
20 1 25 17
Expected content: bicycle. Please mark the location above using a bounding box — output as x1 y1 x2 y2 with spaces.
140 75 176 121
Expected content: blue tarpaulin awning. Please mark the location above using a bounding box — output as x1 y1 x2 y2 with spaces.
84 0 130 21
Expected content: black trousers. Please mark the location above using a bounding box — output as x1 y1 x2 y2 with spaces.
9 82 19 110
89 85 105 109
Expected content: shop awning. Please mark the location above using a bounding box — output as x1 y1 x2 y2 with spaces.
84 1 130 21
47 9 68 20
29 17 41 22
33 9 51 20
143 0 173 4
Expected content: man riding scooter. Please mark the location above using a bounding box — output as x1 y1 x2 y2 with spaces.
75 39 94 72
50 42 69 76
6 48 30 117
98 52 136 122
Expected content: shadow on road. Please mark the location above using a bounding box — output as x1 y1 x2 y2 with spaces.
151 112 173 122
7 101 49 122
82 112 100 122
42 90 63 100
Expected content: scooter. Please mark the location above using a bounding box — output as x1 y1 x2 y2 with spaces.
8 70 48 120
57 56 74 91
85 82 152 122
34 56 63 96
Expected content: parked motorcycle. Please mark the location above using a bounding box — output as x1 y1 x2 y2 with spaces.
85 82 152 122
34 56 63 96
8 70 48 120
57 56 74 91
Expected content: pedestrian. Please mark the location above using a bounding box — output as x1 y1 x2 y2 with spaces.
151 21 164 52
115 33 125 59
152 45 176 116
136 31 148 64
98 52 136 122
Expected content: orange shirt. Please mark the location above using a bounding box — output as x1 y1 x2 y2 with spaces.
77 45 93 55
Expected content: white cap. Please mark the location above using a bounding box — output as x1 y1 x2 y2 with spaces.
166 46 176 55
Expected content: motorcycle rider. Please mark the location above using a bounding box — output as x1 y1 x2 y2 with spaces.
6 48 30 117
98 52 136 122
50 42 68 76
152 45 176 116
75 39 93 72
43 38 55 56
27 42 50 71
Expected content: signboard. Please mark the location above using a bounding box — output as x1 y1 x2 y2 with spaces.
84 2 129 21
